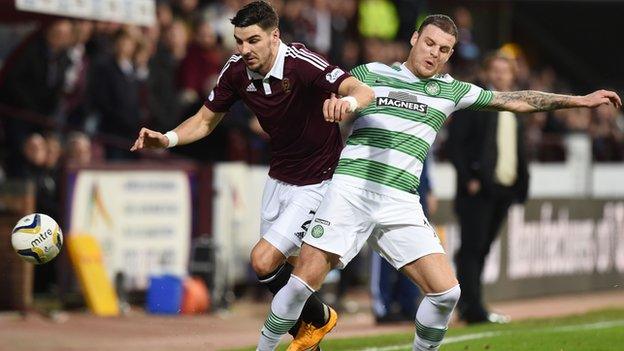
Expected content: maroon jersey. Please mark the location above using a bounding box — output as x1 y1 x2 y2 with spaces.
204 42 351 186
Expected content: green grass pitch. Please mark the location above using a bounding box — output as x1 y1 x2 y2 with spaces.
229 309 624 351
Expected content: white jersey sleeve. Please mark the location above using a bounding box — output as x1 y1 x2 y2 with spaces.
455 83 494 111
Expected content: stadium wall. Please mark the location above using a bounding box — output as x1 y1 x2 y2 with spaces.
211 161 624 301
60 159 624 302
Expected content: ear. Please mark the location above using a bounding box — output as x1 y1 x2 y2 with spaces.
272 27 280 42
410 31 419 46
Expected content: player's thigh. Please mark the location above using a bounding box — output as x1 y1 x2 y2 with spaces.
371 201 453 293
370 220 445 272
260 179 326 258
400 253 458 294
303 183 375 272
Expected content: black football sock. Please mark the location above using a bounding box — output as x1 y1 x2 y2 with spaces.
257 262 294 295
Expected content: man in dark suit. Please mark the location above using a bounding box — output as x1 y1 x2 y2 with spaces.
90 29 143 159
448 52 529 324
0 20 72 176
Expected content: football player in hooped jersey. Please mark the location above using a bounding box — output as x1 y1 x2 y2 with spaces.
131 1 374 349
258 14 622 351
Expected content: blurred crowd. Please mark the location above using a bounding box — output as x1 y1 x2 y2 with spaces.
0 0 623 186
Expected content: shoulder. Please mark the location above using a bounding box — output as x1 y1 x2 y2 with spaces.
220 54 244 72
285 43 330 71
350 62 389 80
217 54 244 83
364 61 397 74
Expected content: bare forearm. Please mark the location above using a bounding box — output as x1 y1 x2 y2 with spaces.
173 106 224 145
339 76 375 110
349 81 375 110
490 90 580 113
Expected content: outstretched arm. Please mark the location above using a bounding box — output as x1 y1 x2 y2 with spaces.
131 105 225 151
487 89 622 113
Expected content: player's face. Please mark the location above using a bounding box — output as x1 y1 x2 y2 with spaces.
407 25 455 78
234 25 279 75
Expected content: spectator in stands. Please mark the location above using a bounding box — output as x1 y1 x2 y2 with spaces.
65 131 92 166
156 0 175 30
450 6 480 81
279 0 312 46
328 0 359 66
90 29 143 159
86 21 123 64
0 20 73 177
204 0 245 51
44 132 62 171
178 20 223 109
447 52 529 324
590 104 624 161
173 0 202 28
63 20 94 131
309 0 332 55
20 133 48 179
148 19 189 132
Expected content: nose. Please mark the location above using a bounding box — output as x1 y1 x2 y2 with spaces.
239 42 251 55
430 47 439 58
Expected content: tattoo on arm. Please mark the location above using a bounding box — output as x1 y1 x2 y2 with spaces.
490 90 576 112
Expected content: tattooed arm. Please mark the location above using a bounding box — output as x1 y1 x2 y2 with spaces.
487 89 622 113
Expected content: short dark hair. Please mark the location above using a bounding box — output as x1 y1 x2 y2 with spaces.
417 14 458 40
230 1 279 30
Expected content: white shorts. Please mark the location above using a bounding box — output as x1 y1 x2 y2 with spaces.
303 181 445 269
260 177 330 257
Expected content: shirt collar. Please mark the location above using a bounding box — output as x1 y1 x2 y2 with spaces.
246 41 287 81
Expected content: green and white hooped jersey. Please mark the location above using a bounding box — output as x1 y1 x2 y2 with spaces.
333 62 494 199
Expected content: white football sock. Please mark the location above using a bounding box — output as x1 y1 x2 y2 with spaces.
257 275 315 351
413 284 461 351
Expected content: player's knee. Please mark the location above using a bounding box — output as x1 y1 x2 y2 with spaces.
425 284 461 311
250 245 283 276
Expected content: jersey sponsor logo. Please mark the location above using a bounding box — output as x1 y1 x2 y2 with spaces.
376 91 428 113
424 81 441 96
246 82 257 92
325 68 345 83
311 225 324 238
314 218 330 226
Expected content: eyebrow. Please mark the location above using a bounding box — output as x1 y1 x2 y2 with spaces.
234 34 262 42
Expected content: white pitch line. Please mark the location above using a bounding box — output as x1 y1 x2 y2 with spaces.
346 319 624 351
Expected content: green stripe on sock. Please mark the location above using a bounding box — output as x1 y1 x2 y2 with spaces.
264 312 297 335
416 320 447 343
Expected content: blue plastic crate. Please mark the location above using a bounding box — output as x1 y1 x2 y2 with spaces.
146 275 183 314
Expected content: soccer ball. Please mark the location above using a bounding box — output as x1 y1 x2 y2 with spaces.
11 213 63 264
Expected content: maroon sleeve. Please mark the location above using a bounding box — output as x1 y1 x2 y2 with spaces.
204 55 240 113
294 46 351 94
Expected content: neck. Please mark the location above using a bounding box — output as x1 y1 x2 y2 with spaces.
404 60 436 79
